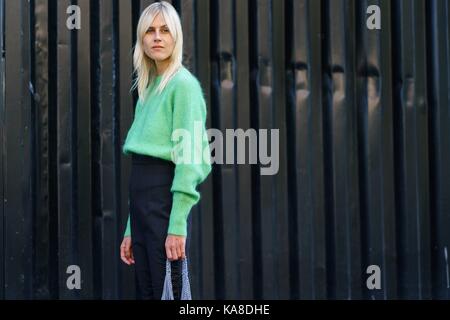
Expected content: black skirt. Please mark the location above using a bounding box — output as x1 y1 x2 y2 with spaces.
129 152 192 300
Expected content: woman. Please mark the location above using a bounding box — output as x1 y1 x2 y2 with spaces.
119 1 211 300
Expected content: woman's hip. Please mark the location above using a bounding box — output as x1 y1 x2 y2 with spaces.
129 152 175 236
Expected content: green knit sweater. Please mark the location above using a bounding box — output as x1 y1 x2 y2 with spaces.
122 66 211 237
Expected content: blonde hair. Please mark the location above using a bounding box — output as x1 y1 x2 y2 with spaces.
131 1 183 100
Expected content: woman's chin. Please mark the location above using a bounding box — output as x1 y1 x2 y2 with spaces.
152 55 170 62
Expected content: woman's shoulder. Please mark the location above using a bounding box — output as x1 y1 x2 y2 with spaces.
170 66 203 92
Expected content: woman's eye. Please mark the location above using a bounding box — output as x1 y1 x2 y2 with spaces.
161 28 169 33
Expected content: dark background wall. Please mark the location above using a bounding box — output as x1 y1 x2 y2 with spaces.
0 0 449 300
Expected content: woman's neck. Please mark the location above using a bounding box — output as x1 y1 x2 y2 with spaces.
155 59 170 75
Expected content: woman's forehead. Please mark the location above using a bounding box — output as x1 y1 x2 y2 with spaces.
150 13 167 27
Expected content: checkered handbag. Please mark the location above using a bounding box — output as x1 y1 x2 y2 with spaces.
161 257 192 300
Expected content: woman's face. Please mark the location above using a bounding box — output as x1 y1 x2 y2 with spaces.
143 13 175 64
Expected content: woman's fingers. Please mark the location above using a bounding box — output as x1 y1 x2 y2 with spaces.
171 247 179 261
179 238 186 259
165 236 172 260
181 245 186 260
120 247 128 265
165 234 186 261
126 239 135 264
120 237 133 265
120 246 130 265
165 245 172 260
176 244 182 260
129 247 135 264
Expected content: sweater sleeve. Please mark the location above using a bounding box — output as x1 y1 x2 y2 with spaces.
123 198 131 237
124 215 131 237
168 78 212 236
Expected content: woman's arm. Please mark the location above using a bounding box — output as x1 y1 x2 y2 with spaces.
168 77 212 236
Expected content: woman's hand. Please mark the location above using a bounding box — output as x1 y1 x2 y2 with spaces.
120 236 135 265
165 234 186 261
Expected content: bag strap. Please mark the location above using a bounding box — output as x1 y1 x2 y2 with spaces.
180 258 192 300
161 260 174 300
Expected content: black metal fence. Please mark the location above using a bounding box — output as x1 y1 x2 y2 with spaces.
0 0 449 300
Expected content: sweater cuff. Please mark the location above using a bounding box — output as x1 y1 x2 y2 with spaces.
168 192 197 236
124 215 131 237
